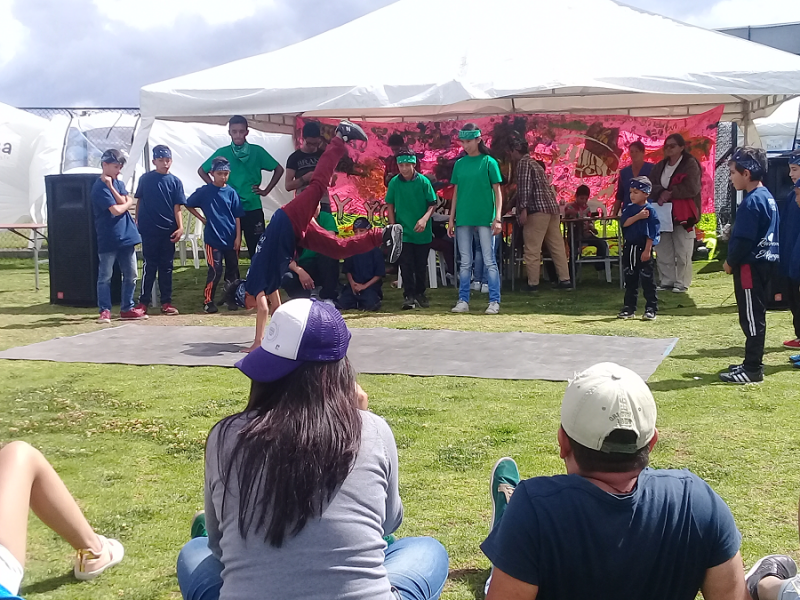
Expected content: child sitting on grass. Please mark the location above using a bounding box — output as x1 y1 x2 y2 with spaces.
338 217 386 312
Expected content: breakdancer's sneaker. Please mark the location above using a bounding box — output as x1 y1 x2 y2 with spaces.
382 224 403 263
336 120 369 144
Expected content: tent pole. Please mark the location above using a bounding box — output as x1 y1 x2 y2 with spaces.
742 101 750 147
793 100 800 151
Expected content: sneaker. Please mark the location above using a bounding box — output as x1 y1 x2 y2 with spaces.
672 286 688 293
481 283 489 294
656 285 673 292
134 302 148 314
402 297 417 310
415 294 430 308
617 308 635 319
74 535 124 581
719 367 763 383
120 307 148 321
728 363 745 373
451 300 469 313
226 300 239 311
161 303 179 315
490 457 520 534
470 281 481 291
523 283 539 293
191 510 208 539
554 280 573 290
336 119 368 144
790 354 800 363
485 302 500 315
203 301 218 314
642 308 657 321
97 310 112 324
783 338 800 349
746 555 797 600
382 224 404 264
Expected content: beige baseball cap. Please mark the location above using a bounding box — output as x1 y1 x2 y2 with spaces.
560 362 657 453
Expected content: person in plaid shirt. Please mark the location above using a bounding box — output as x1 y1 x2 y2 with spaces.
508 137 571 291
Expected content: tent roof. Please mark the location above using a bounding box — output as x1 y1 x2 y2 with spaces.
139 0 800 132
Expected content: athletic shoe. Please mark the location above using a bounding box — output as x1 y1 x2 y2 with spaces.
451 300 469 313
523 283 539 293
203 301 218 314
656 285 673 292
336 120 368 144
790 355 800 363
642 308 657 321
74 535 124 581
402 297 417 310
672 286 688 293
490 457 520 534
719 367 763 383
415 294 430 308
554 280 573 290
481 283 489 294
470 281 481 291
382 224 403 264
783 338 800 349
226 300 239 311
161 303 179 315
746 555 797 600
191 510 208 539
728 363 745 373
617 308 635 319
485 302 500 315
134 302 148 314
120 307 148 321
97 310 111 324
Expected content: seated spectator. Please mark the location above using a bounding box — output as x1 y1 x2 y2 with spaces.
176 298 449 600
0 441 124 600
481 362 745 600
744 530 800 600
281 208 340 305
564 184 608 275
338 218 386 312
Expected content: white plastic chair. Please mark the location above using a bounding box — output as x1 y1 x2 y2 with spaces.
396 249 448 289
179 210 203 269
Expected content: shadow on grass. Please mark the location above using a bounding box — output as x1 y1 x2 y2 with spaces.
21 571 75 595
0 303 73 316
0 316 90 330
670 346 787 360
649 364 796 392
448 567 490 600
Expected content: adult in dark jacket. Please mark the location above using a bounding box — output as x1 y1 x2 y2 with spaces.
649 134 702 293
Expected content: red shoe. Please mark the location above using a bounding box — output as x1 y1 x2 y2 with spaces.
97 310 111 324
134 303 148 314
161 303 179 316
783 338 800 349
120 307 149 321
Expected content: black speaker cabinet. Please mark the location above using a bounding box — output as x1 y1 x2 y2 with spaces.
46 174 121 307
764 157 794 310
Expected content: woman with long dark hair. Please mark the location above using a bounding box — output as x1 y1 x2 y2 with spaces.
448 123 503 314
176 298 449 600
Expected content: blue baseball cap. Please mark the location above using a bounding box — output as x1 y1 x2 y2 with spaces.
235 298 351 382
152 145 171 159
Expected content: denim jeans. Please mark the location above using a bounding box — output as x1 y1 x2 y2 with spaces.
176 536 449 600
472 230 499 285
97 245 138 312
456 226 500 303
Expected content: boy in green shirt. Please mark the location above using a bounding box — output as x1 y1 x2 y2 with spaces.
386 150 437 309
198 115 284 259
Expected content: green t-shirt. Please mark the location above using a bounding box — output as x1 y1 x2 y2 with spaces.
201 144 280 212
384 173 437 244
297 210 339 266
451 154 502 227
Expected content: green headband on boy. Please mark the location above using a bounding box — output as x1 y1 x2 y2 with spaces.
458 129 482 140
396 154 417 164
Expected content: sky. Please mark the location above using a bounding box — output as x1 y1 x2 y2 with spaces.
1 0 800 108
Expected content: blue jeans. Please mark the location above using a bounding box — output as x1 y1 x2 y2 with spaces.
97 245 138 312
176 536 449 600
456 226 500 303
472 231 499 285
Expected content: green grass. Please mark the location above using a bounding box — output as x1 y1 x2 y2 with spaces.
1 256 800 599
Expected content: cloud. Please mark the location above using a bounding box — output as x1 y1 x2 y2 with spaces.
0 0 28 68
680 0 800 28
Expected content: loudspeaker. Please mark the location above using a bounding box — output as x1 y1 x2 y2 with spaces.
46 174 121 307
763 157 794 310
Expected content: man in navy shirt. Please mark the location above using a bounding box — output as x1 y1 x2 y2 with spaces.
186 157 245 314
481 362 745 600
721 147 780 383
338 218 385 311
134 145 185 315
91 149 146 323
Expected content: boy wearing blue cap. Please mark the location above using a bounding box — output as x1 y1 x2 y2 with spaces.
721 147 780 383
92 149 146 323
780 151 800 355
134 145 185 315
618 176 660 321
338 218 386 312
187 157 244 314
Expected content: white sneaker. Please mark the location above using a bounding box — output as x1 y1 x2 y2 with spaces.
451 300 469 313
470 281 481 291
485 302 500 315
672 286 688 293
481 283 489 294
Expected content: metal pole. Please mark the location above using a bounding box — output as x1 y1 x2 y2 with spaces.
792 99 800 151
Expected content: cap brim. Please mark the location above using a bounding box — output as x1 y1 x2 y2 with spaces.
235 346 304 382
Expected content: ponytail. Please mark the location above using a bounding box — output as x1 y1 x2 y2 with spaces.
477 140 491 156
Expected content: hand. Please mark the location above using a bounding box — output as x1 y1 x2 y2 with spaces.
447 222 455 238
252 185 268 196
297 269 315 290
330 173 338 187
355 383 369 411
414 217 428 233
241 343 260 354
302 172 314 183
352 282 364 294
234 240 241 254
638 208 650 220
100 174 112 185
518 209 528 225
640 249 651 262
492 220 502 235
723 261 733 275
170 227 184 243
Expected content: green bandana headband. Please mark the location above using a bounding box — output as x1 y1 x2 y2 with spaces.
396 154 417 164
458 129 481 140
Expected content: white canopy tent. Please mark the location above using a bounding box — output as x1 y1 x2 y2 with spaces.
755 96 800 153
128 0 800 176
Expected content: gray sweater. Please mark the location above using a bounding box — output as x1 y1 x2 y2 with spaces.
204 410 403 600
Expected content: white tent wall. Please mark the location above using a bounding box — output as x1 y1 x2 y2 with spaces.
755 96 800 153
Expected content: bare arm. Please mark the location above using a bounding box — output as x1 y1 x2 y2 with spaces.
447 186 458 237
259 165 285 196
197 166 212 185
234 218 241 253
493 183 503 222
700 552 748 600
171 205 184 243
622 210 648 228
108 197 134 217
485 568 538 600
284 167 304 192
387 205 396 225
187 207 206 224
244 292 270 353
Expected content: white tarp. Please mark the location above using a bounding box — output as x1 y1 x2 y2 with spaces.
755 97 800 153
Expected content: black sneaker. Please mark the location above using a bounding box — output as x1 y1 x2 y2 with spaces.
642 308 657 321
746 555 797 600
719 367 763 384
728 363 745 373
203 301 218 314
416 294 430 308
523 283 539 293
222 279 240 306
402 297 417 310
336 120 368 144
617 308 635 319
554 280 573 290
382 224 403 263
226 300 239 311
